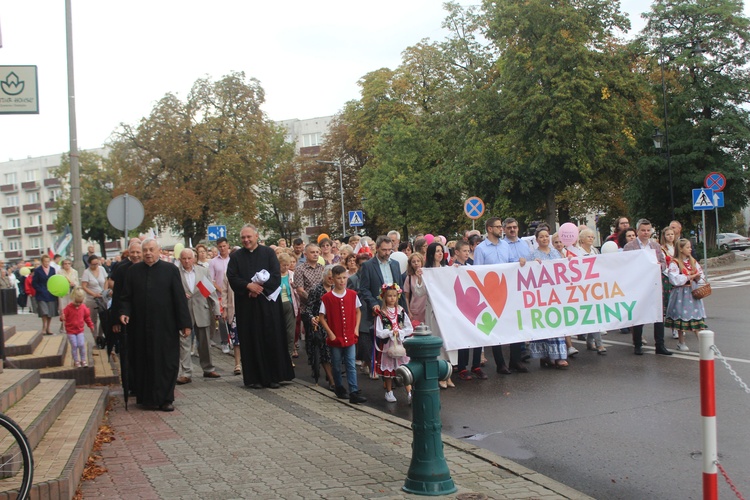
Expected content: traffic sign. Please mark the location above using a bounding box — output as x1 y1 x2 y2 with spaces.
107 194 144 234
464 197 485 220
693 188 714 210
704 172 726 192
348 210 364 227
712 191 724 208
207 225 227 241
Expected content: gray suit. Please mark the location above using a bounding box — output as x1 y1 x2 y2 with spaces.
179 265 221 378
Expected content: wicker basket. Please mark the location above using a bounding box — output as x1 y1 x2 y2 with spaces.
692 282 712 299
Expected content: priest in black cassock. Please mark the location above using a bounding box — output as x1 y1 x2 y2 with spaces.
120 238 191 411
227 224 295 389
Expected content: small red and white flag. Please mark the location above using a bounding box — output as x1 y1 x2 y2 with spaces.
196 277 216 298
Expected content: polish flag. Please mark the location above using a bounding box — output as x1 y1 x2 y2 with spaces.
196 277 216 298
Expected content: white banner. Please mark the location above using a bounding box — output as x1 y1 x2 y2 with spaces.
422 250 662 351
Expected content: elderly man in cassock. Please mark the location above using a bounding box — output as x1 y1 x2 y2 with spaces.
227 224 295 389
120 238 191 411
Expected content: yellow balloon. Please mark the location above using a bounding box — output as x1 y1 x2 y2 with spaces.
19 267 30 277
173 243 185 256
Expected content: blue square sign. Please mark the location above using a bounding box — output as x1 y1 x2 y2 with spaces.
207 225 227 241
348 211 364 227
693 188 714 211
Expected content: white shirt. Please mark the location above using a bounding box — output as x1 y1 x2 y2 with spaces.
182 267 196 292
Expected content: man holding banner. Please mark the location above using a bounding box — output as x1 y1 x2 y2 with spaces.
473 217 526 374
623 219 673 356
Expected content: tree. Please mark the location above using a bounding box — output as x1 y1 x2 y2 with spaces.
634 0 750 242
483 0 649 228
54 151 119 258
108 72 286 244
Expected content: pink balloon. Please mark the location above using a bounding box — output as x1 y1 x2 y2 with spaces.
437 235 447 245
558 223 579 246
424 234 435 245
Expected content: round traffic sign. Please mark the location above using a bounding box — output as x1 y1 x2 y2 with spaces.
704 172 726 192
464 197 485 220
107 194 145 232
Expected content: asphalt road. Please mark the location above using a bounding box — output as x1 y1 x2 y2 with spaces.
341 267 750 500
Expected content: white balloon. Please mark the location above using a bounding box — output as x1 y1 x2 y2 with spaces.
390 251 408 274
601 241 619 254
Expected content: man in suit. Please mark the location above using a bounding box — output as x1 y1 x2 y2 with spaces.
358 235 407 329
177 248 222 384
623 218 673 356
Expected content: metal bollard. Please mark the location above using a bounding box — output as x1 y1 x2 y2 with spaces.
698 330 717 500
395 324 456 496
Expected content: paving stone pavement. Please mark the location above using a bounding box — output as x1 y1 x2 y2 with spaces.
73 345 592 500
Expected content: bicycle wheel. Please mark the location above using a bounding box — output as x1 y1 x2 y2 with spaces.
0 413 33 499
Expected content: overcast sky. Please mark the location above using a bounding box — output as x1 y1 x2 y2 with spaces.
1 0 737 161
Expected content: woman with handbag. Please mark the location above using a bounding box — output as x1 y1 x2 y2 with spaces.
665 239 708 352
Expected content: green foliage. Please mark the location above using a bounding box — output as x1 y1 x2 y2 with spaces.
108 72 291 243
54 151 119 258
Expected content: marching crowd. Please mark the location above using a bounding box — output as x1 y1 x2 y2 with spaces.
1 215 709 411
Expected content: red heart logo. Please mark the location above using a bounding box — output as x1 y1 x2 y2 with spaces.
467 270 507 318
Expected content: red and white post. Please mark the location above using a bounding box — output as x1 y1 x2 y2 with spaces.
699 329 718 500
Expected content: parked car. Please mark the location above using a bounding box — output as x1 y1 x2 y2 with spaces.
716 232 750 251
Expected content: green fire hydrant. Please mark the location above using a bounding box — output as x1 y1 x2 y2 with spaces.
395 324 457 496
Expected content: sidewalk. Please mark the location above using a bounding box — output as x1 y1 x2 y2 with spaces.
2 312 590 499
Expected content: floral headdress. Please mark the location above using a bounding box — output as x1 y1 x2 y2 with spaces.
380 282 402 299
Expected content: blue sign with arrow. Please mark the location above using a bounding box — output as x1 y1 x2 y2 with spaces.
207 225 227 241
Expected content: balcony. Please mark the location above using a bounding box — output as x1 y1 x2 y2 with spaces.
25 249 41 258
24 225 42 235
303 199 325 210
43 178 61 187
305 225 325 236
3 229 21 237
22 203 41 212
0 184 18 193
4 251 22 259
45 200 57 210
46 224 57 232
105 241 121 251
2 206 19 215
21 181 39 191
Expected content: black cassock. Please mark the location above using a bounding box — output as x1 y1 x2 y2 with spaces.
227 245 295 387
120 260 191 407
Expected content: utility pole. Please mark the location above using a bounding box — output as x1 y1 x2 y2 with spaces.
65 0 83 274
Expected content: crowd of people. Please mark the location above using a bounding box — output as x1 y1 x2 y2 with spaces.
0 215 710 411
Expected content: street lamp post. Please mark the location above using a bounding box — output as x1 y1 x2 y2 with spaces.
316 160 346 238
656 48 675 222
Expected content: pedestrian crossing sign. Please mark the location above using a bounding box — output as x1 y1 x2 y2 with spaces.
348 210 364 227
693 188 714 210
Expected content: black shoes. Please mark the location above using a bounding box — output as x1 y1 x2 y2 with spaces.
335 386 349 399
269 382 281 389
496 365 511 375
509 363 529 373
655 345 673 356
349 391 367 404
634 345 644 355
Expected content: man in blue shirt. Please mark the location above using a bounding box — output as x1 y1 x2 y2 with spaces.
473 217 527 374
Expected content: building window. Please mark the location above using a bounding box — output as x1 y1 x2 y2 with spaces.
46 168 57 179
4 172 17 184
30 237 42 249
27 192 39 204
6 196 19 207
8 217 21 229
49 189 62 202
28 214 42 226
302 133 322 147
25 170 37 182
8 240 21 251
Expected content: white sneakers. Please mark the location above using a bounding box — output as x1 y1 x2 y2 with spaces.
676 343 689 352
385 391 397 403
221 344 231 354
567 346 579 356
672 331 679 339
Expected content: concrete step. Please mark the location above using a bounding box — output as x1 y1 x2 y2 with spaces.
3 330 43 357
0 369 40 414
40 345 97 386
2 326 16 343
5 334 67 370
0 387 108 500
0 379 76 479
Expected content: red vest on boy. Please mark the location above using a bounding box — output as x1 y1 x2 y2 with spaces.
321 289 359 348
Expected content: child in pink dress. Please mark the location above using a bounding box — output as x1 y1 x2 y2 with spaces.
374 283 414 403
61 288 95 368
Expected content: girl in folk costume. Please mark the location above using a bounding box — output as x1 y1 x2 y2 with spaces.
374 283 414 403
660 226 678 339
665 238 708 352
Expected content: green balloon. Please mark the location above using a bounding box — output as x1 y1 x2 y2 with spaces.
47 274 70 298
